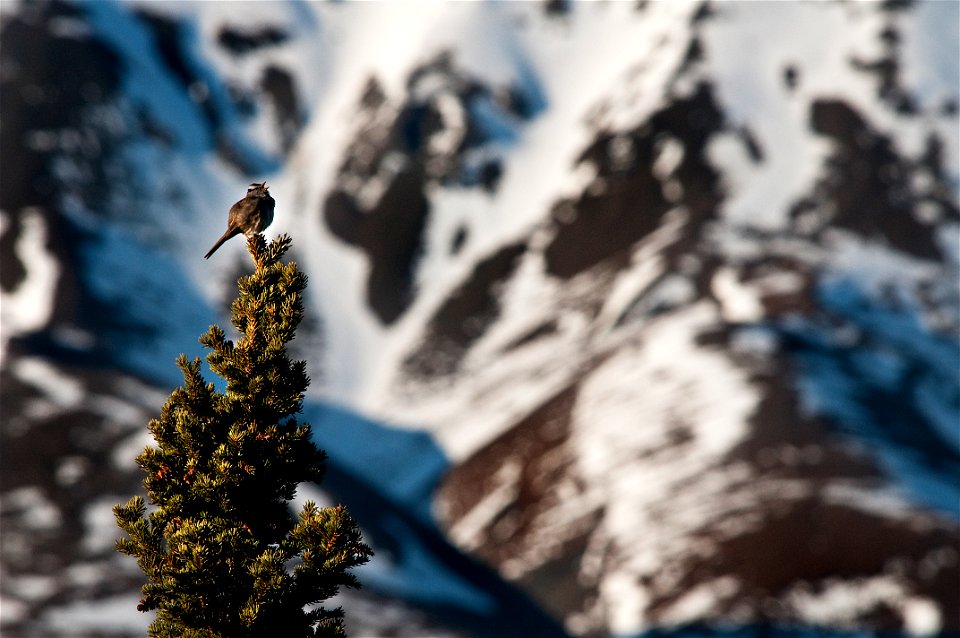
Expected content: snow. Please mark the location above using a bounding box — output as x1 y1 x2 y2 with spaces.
821 482 917 523
476 1 694 243
572 302 755 483
74 223 217 388
111 426 154 471
265 0 701 405
358 538 495 617
6 575 56 603
65 562 107 588
824 232 947 304
55 456 90 487
701 1 863 231
787 577 942 636
595 206 690 331
396 337 583 462
2 487 62 531
82 497 126 554
914 375 960 457
901 598 945 637
83 1 213 157
652 137 685 181
361 234 590 461
556 303 762 634
41 593 153 635
899 0 960 189
0 596 29 625
446 460 522 552
712 266 764 322
789 236 960 516
657 576 740 626
0 209 59 368
794 279 958 504
703 1 959 235
12 357 84 411
901 1 960 104
303 401 448 520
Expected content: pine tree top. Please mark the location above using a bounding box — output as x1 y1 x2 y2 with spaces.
115 234 372 638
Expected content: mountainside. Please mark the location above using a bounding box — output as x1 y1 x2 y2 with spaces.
1 1 958 637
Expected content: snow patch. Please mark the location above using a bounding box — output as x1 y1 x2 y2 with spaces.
565 303 761 635
822 482 918 523
788 577 941 636
82 497 125 554
712 267 763 323
2 487 62 531
0 209 59 367
41 593 152 635
658 576 740 626
446 460 522 552
12 357 84 411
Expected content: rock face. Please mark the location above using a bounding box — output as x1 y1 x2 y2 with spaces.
1 1 957 636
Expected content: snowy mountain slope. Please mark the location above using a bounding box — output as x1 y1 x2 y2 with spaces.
1 0 958 637
298 1 959 635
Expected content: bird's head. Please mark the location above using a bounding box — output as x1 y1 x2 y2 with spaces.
247 182 270 197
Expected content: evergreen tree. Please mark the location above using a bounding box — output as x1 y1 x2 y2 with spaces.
114 234 372 638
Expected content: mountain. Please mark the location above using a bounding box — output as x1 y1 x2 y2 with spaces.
1 1 957 637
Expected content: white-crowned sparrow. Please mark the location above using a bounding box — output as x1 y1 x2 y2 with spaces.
204 182 275 259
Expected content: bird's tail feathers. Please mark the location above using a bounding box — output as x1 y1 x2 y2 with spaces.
203 228 241 259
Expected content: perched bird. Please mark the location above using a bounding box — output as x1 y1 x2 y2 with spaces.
204 182 276 259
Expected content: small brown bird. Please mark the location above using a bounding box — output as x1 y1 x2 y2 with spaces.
204 182 276 259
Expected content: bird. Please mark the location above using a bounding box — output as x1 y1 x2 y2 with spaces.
204 182 276 259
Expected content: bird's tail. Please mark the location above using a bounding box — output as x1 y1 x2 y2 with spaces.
203 228 241 259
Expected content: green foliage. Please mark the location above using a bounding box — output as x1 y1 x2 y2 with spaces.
115 234 372 638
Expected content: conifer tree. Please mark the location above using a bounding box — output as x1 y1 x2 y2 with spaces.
114 234 372 638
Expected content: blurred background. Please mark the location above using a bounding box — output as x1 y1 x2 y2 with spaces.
1 1 958 636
